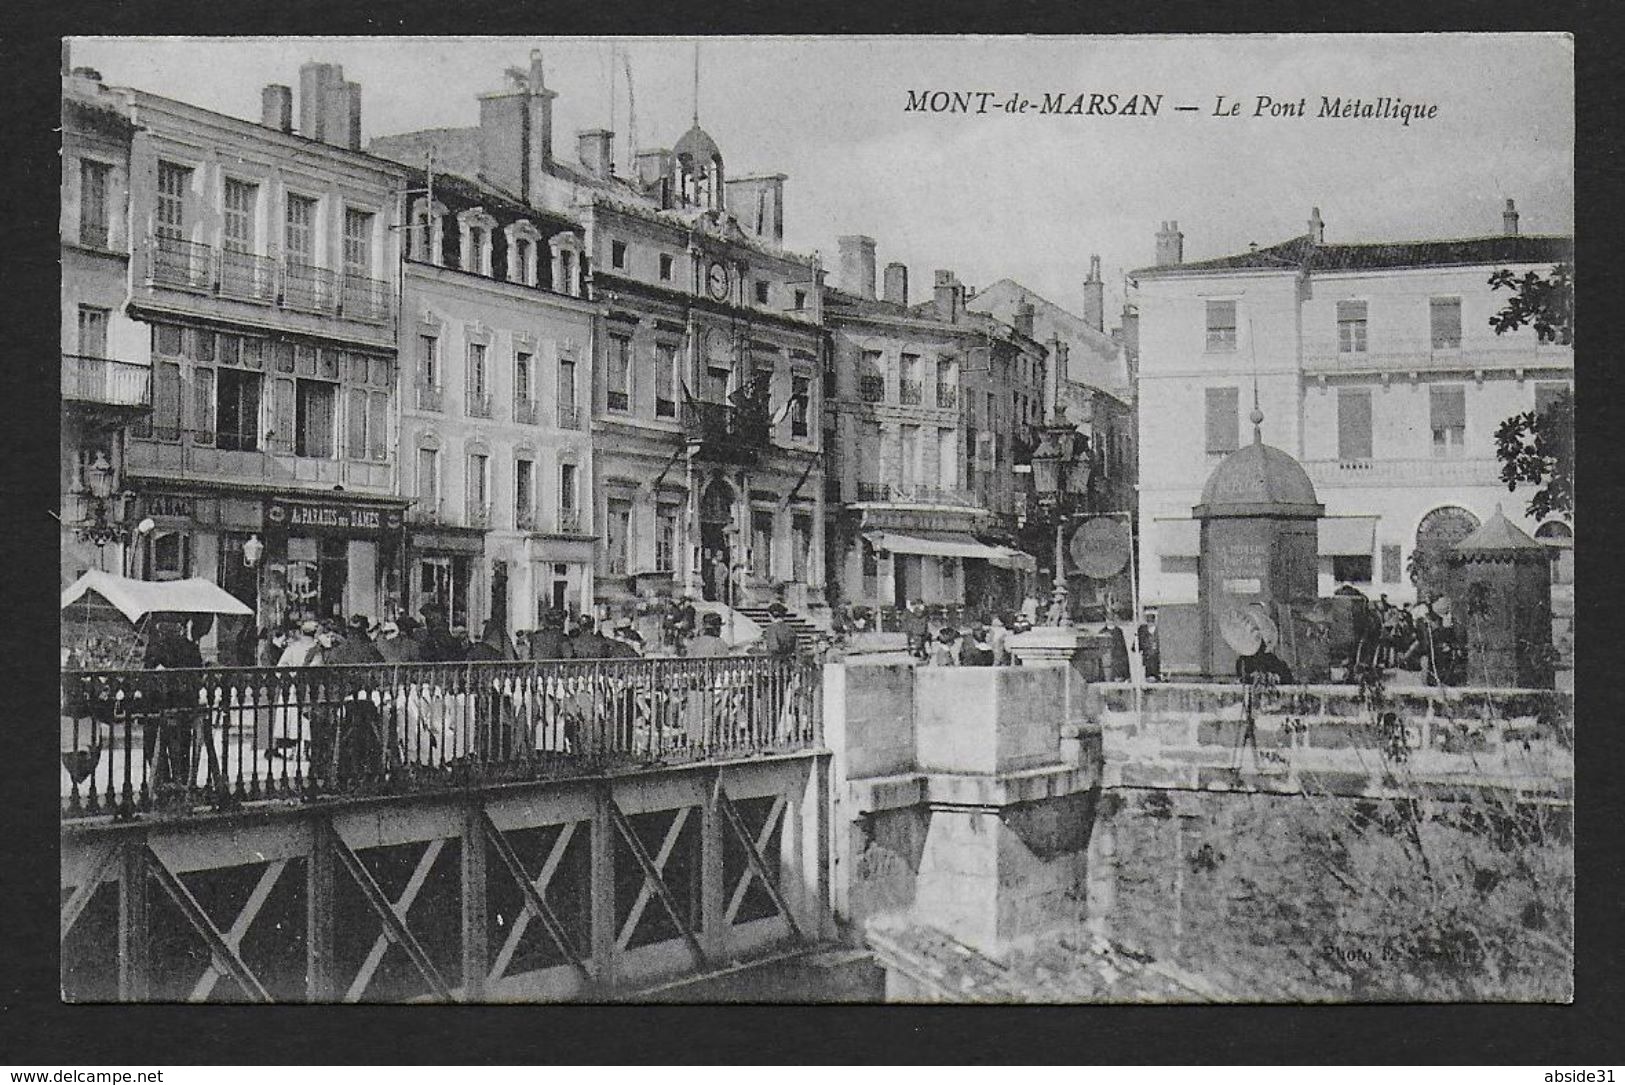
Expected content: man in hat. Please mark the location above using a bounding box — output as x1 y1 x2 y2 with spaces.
928 626 960 666
686 612 731 658
528 609 574 661
325 617 383 665
375 618 420 663
761 600 800 659
569 614 616 659
277 619 323 667
901 598 930 661
417 603 461 663
1136 608 1161 682
959 624 994 666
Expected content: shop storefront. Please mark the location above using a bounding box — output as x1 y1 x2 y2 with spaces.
408 527 486 634
262 495 407 628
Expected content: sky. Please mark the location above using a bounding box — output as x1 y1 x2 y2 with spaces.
70 35 1573 324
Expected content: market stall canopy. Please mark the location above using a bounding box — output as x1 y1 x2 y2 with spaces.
61 571 253 623
864 530 1034 571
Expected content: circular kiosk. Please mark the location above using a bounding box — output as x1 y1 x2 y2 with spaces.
1192 406 1325 680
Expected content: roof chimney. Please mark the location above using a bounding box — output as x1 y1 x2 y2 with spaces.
345 81 363 150
1155 221 1184 267
1012 301 1035 338
577 129 614 179
933 270 964 324
1503 198 1520 236
299 61 356 149
1308 206 1325 244
261 84 293 133
1083 254 1105 332
883 262 909 306
838 235 877 300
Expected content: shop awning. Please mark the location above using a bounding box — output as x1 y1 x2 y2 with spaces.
61 570 253 624
1318 516 1378 557
1154 519 1201 558
864 530 1019 567
985 546 1038 573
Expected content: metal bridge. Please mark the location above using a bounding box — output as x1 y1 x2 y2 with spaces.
59 657 831 1002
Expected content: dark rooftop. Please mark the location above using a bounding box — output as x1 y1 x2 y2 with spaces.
1135 232 1572 278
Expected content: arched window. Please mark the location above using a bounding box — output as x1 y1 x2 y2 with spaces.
1412 506 1481 599
1535 520 1573 586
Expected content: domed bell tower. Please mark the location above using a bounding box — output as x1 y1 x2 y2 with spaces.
1192 404 1325 680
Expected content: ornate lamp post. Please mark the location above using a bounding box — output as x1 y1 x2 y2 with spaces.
1028 405 1088 627
72 450 140 563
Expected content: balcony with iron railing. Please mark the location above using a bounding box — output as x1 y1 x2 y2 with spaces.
125 428 394 494
466 390 493 419
606 389 630 413
859 375 886 403
681 399 772 464
340 273 391 324
57 656 824 821
1302 456 1502 489
515 505 536 531
1301 336 1572 375
557 403 581 429
150 236 213 293
143 236 395 327
513 399 539 425
556 507 583 535
62 354 152 412
899 378 924 406
937 385 958 410
217 248 277 304
414 381 443 413
282 260 338 315
854 482 981 508
407 496 444 525
466 500 492 529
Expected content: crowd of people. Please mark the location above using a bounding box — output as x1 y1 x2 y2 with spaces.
1349 592 1462 684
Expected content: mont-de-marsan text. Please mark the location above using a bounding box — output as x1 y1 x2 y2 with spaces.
905 90 1440 125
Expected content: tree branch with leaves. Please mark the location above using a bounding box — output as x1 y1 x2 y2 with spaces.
1489 263 1574 522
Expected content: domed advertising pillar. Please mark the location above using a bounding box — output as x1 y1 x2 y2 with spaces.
1192 407 1324 680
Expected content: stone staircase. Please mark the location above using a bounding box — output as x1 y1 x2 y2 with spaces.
736 605 823 653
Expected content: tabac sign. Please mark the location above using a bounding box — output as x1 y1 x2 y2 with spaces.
265 498 404 537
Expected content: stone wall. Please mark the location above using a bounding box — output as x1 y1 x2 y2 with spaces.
1087 682 1572 801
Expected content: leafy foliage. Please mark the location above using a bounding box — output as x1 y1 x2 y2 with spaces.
1489 264 1574 521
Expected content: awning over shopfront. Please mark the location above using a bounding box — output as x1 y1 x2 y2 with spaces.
1318 516 1378 556
61 570 254 623
985 546 1038 573
1154 518 1201 558
864 529 1029 570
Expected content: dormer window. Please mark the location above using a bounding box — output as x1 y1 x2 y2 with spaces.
410 198 446 265
505 219 543 287
550 231 584 297
457 207 497 277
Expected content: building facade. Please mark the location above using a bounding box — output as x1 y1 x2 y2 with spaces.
822 238 1042 618
1133 207 1574 610
61 62 151 588
398 168 599 636
116 64 408 654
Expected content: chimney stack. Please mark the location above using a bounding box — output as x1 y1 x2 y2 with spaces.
883 262 909 306
346 81 363 150
1503 198 1520 236
261 84 294 133
1308 206 1325 244
838 235 877 300
933 270 965 324
577 129 615 179
1154 221 1184 267
299 62 359 150
1013 301 1036 338
1083 254 1105 332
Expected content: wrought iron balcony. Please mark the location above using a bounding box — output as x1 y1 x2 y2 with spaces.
1301 336 1572 373
407 497 444 525
149 236 213 292
340 273 392 324
937 385 958 410
515 506 536 531
899 378 923 406
62 355 152 411
217 248 277 304
556 508 583 534
513 399 539 425
606 389 630 412
467 501 492 528
282 260 339 314
414 381 443 413
855 483 980 508
557 403 581 429
466 391 493 419
125 428 393 494
682 399 771 464
859 375 886 403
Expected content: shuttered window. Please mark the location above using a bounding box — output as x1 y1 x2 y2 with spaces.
1430 297 1461 349
1205 301 1237 351
1429 385 1466 457
1205 387 1240 453
1337 388 1373 461
1336 301 1368 353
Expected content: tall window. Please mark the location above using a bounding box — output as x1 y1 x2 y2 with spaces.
900 424 920 486
217 366 264 453
606 498 632 574
1205 301 1237 351
791 375 811 437
558 357 578 414
1381 543 1403 585
656 505 678 572
79 160 111 248
899 353 921 404
607 334 632 411
344 381 387 462
1205 387 1240 454
466 343 490 416
1337 388 1373 461
223 179 257 253
1336 301 1368 353
658 253 674 281
284 194 316 264
467 453 490 518
155 162 189 240
751 510 775 580
1429 385 1466 458
610 239 627 269
76 306 108 359
1430 297 1462 350
791 513 812 582
417 447 440 514
755 281 770 305
514 351 534 404
292 378 336 458
343 208 374 275
655 342 678 418
418 334 439 388
859 350 884 402
559 463 578 515
514 458 534 527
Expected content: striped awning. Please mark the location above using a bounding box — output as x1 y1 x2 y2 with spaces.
864 530 1018 567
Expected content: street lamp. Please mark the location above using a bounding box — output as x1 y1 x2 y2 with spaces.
1029 404 1089 626
242 534 265 568
73 450 138 555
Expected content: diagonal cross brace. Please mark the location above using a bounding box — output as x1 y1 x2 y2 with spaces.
140 845 273 1003
616 807 690 951
489 821 576 984
609 801 708 970
723 795 785 925
717 785 806 943
480 811 593 984
324 822 453 1002
345 839 444 1003
61 841 124 941
191 858 288 1002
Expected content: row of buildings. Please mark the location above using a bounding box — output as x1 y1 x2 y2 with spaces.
60 49 1138 659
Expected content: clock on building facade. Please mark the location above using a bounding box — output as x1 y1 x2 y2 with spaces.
706 260 730 301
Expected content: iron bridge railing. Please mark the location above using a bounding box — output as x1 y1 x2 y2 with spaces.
60 656 823 822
